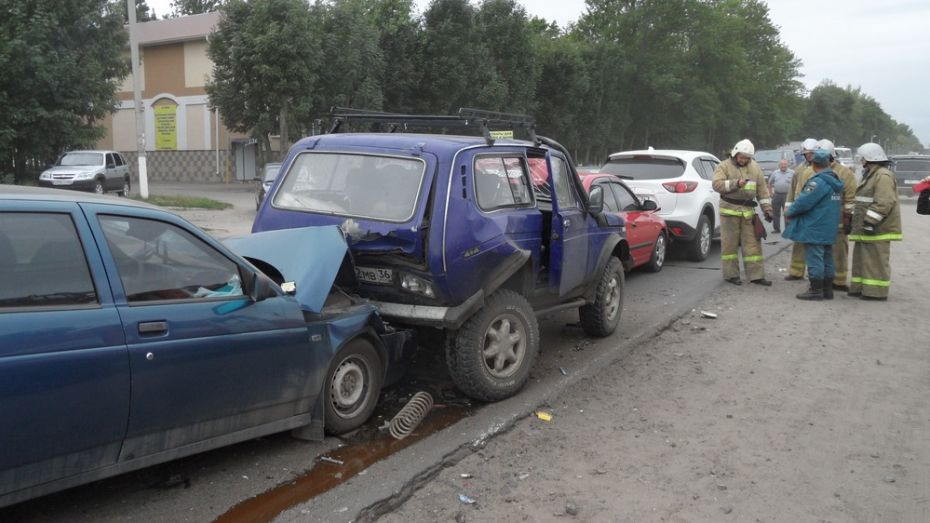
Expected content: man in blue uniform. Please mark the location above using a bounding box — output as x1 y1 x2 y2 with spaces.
783 149 844 301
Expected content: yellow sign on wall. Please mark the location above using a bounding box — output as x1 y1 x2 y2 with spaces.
154 104 177 150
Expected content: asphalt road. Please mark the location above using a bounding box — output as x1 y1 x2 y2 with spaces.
0 182 795 522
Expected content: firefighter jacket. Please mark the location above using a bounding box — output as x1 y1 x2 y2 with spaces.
831 161 857 218
783 169 843 245
787 162 813 204
850 164 902 241
712 158 773 218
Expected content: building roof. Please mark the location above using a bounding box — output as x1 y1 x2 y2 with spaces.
134 12 220 46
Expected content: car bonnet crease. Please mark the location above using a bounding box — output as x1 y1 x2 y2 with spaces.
224 226 348 313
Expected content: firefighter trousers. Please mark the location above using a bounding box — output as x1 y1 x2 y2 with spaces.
720 214 764 281
788 241 806 278
832 231 849 287
850 241 891 298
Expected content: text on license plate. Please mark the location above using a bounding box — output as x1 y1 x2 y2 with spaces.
355 267 393 285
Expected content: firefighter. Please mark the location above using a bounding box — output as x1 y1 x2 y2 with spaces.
784 138 819 281
848 142 902 300
712 139 774 286
815 139 857 291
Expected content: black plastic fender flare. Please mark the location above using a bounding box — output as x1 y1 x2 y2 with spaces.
584 233 629 303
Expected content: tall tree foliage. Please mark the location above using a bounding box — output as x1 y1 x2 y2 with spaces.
206 0 319 160
171 0 226 16
0 0 128 182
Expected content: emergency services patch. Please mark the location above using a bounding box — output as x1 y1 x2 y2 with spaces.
804 181 817 192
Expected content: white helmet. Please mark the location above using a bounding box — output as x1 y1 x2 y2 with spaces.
801 138 818 153
731 139 755 158
816 139 835 158
857 142 888 162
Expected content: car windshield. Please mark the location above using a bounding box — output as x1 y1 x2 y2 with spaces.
600 156 685 180
263 164 281 182
754 150 783 162
58 153 103 167
835 149 853 162
273 153 425 222
893 159 930 172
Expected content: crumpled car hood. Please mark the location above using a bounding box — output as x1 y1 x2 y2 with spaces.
224 226 348 313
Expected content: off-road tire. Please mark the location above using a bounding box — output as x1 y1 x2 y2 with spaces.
686 214 712 262
645 231 667 273
323 338 384 435
579 257 624 337
446 290 539 402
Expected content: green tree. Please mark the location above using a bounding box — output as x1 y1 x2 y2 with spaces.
367 0 420 113
312 0 385 116
171 0 226 16
0 0 129 183
206 0 319 160
476 0 539 114
115 0 158 22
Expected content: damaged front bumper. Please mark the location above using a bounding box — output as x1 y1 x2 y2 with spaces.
369 289 485 330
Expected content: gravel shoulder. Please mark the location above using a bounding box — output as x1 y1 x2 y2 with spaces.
381 204 930 522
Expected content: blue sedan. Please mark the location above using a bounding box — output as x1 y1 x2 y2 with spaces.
0 186 412 508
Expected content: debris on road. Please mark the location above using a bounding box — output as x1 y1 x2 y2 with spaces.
460 473 473 479
700 311 718 319
458 493 477 504
388 391 434 440
565 501 579 516
559 367 568 376
319 456 344 466
535 411 553 422
518 472 530 480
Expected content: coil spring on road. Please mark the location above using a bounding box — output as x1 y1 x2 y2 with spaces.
388 391 434 440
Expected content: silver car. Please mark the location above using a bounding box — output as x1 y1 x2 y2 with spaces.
38 150 131 196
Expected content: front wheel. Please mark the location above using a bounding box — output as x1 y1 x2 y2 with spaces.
446 290 539 402
93 179 105 195
579 257 624 337
323 339 384 435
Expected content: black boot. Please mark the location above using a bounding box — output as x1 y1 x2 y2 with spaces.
822 281 834 300
796 278 824 301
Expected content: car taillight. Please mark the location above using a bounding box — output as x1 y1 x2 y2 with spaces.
662 181 698 193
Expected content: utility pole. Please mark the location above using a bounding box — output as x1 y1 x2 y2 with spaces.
128 0 149 198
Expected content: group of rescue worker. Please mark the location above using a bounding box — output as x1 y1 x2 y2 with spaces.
711 138 902 301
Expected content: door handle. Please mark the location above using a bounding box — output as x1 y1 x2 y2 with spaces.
138 321 168 335
563 218 571 228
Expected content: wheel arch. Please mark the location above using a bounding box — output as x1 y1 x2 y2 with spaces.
585 233 629 302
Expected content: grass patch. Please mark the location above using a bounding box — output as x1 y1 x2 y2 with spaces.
132 195 232 210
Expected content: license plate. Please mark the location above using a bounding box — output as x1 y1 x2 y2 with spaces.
355 266 393 285
52 179 71 185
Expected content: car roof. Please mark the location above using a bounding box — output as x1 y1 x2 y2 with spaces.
606 149 718 161
296 133 538 156
0 185 158 210
61 150 120 154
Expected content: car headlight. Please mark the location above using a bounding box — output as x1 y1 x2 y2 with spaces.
400 273 435 298
39 171 52 180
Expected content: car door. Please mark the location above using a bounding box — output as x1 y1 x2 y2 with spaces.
85 206 315 460
114 153 129 184
547 153 588 296
0 205 129 498
610 182 656 266
105 153 118 190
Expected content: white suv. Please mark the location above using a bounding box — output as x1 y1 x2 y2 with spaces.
599 149 720 261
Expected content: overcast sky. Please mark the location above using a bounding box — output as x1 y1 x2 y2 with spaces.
146 0 930 146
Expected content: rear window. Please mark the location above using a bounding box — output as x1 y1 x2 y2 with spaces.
600 156 685 180
273 153 425 223
893 159 930 173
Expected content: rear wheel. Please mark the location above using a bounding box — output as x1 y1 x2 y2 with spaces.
579 257 624 337
323 339 384 435
446 290 539 402
686 214 712 262
645 231 667 273
118 178 131 197
93 179 105 195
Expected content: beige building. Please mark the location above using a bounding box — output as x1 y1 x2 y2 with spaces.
97 13 257 182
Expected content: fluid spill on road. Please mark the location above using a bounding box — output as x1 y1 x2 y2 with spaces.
214 404 471 523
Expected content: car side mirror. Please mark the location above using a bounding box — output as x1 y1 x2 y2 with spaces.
641 199 658 211
588 185 605 215
246 270 280 303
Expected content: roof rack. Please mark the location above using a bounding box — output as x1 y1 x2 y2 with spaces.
328 107 538 146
